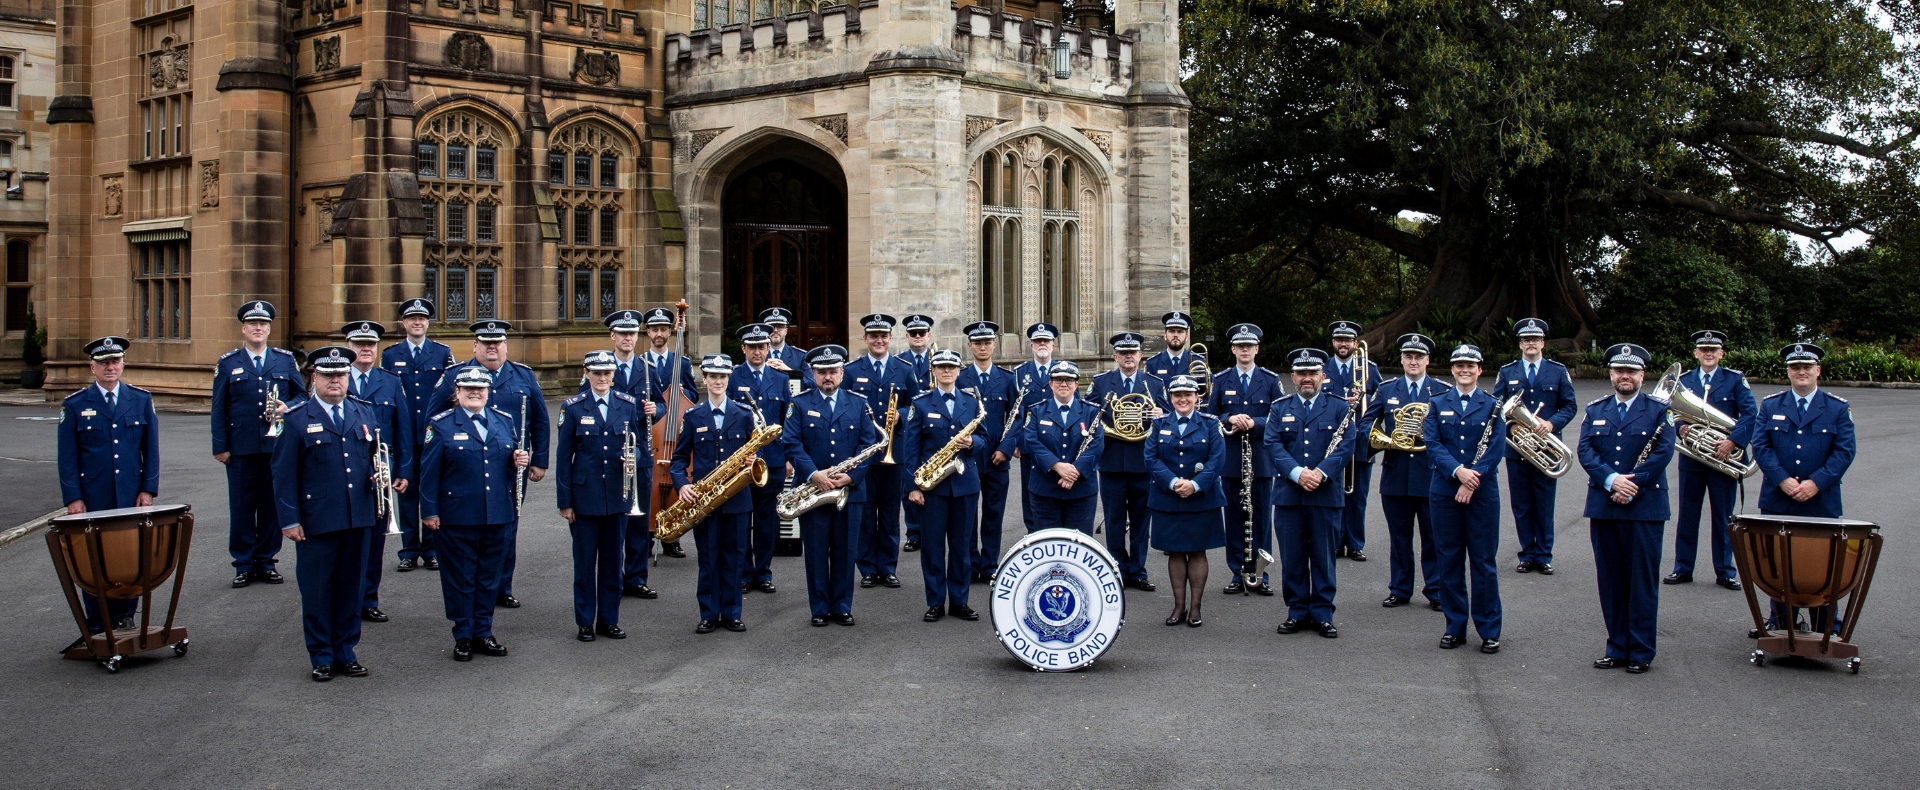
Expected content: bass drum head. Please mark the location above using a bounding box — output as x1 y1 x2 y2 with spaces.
991 528 1125 672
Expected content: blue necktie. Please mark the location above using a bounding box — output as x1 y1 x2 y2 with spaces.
330 404 343 431
1527 363 1537 387
1617 400 1628 421
1177 416 1189 436
472 412 487 443
106 390 116 413
1798 396 1809 415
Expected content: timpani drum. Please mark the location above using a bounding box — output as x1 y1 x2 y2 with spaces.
990 529 1126 672
44 503 194 673
1729 514 1881 674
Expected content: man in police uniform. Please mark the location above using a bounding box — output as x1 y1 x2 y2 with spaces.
782 345 878 626
428 319 550 609
958 320 1016 582
1210 323 1283 594
1324 320 1381 561
760 307 814 390
897 313 935 551
57 337 160 634
903 349 985 621
1490 318 1577 575
1666 329 1758 590
673 354 760 633
843 314 919 588
1003 322 1061 533
555 350 647 642
212 300 306 589
420 368 527 661
381 298 453 572
732 323 792 594
587 309 660 600
640 306 696 559
1022 360 1104 532
1369 333 1451 609
343 321 413 624
1577 343 1676 674
1266 348 1357 638
1091 331 1166 590
585 310 655 403
1424 345 1508 653
1751 342 1855 631
1146 311 1202 383
271 346 381 681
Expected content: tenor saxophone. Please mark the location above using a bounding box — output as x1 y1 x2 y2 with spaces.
654 408 784 542
915 404 988 491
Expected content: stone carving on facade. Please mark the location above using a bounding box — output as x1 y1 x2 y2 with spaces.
309 0 337 23
444 32 493 72
1020 135 1045 168
199 160 219 208
807 115 848 145
686 128 727 161
314 37 341 72
103 175 123 217
1037 103 1049 123
1075 128 1112 158
149 39 191 92
966 116 1006 147
571 49 620 86
313 195 338 243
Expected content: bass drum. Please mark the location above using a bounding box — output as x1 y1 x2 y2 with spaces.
991 528 1126 672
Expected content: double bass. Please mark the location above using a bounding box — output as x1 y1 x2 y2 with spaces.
648 300 696 531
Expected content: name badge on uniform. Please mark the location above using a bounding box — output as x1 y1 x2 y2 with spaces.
738 386 752 391
1280 415 1296 422
307 423 326 433
928 413 944 420
580 417 596 425
1225 390 1238 396
856 377 870 383
1387 398 1401 405
231 368 246 375
1508 379 1520 385
1440 410 1455 416
394 361 407 367
1772 413 1788 420
80 409 96 417
453 432 470 441
1039 420 1055 427
1159 429 1172 436
696 426 709 433
1591 420 1606 426
807 410 821 417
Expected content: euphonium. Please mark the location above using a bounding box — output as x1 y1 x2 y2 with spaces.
654 408 783 542
1499 394 1572 478
1100 392 1156 442
373 428 403 536
1368 402 1430 451
1649 363 1758 478
916 405 988 491
1187 343 1212 400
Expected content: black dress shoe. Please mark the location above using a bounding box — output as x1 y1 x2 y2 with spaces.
474 636 508 656
811 615 829 627
596 623 627 639
1593 656 1621 669
833 613 856 626
1438 634 1465 649
1663 572 1694 585
343 662 369 677
1480 639 1500 654
113 615 138 632
255 569 285 584
882 574 902 588
949 604 979 621
496 594 522 608
624 585 658 599
1535 563 1554 575
1222 579 1246 594
972 573 993 584
861 574 879 588
1187 608 1204 627
664 542 687 558
902 540 920 552
1165 609 1187 626
1624 660 1651 674
361 607 388 623
1349 550 1367 561
695 620 717 634
1318 623 1339 639
722 619 747 632
1427 599 1443 612
924 606 944 622
422 557 441 571
578 626 596 642
453 639 473 661
1516 561 1535 573
1277 618 1304 635
1716 577 1742 591
232 572 252 588
741 580 754 593
1382 594 1409 608
1252 582 1276 597
397 557 418 572
311 665 334 682
1336 546 1349 558
758 580 777 593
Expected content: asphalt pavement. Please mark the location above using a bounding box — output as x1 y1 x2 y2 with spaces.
0 380 1914 789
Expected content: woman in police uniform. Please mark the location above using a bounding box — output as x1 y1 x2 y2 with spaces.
1143 375 1228 627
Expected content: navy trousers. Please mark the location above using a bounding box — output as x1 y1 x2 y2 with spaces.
397 484 435 560
1275 504 1340 622
801 502 861 616
1673 468 1738 579
621 511 651 588
973 459 1012 577
856 464 903 576
226 453 281 572
1032 494 1098 534
1432 497 1503 640
904 487 922 546
1340 461 1372 552
746 469 786 583
1222 476 1274 581
361 529 388 609
498 515 521 597
1100 471 1153 581
569 514 623 627
437 523 508 640
295 527 370 668
1382 494 1439 600
1590 519 1663 663
919 493 977 607
694 512 749 620
1018 456 1037 533
1507 458 1558 565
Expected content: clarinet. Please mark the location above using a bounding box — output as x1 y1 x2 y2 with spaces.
1470 395 1499 466
513 394 528 514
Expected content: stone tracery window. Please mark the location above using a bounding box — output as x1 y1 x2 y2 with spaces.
971 137 1094 336
417 109 508 322
550 120 630 321
694 0 829 28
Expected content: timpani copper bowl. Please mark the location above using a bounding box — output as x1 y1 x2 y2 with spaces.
1729 514 1881 674
44 503 194 673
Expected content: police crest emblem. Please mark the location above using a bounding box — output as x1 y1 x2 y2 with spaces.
992 528 1125 672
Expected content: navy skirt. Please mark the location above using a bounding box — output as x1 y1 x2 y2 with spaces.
1150 507 1226 553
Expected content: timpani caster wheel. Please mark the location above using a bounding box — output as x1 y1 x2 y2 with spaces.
172 639 190 657
100 655 123 674
1749 650 1765 667
1848 657 1861 675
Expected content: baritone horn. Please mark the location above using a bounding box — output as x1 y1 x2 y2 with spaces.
1649 363 1759 478
1498 394 1572 478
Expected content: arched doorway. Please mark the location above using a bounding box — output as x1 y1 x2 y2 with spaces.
722 159 846 348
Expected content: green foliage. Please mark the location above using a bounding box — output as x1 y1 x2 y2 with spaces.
1596 239 1775 356
21 302 44 368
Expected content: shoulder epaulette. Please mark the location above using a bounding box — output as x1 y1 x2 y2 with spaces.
284 398 308 410
1258 367 1279 378
1827 392 1848 404
430 408 456 422
509 360 532 372
612 391 636 404
63 388 87 401
563 392 588 406
1587 394 1612 407
220 348 245 360
372 366 400 380
490 406 514 419
1727 368 1744 377
1762 390 1789 402
347 394 372 406
1545 358 1568 369
271 347 294 357
845 390 871 403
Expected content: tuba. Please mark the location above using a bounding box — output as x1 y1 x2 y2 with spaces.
1499 394 1572 478
1187 343 1212 400
1100 392 1156 442
654 406 783 542
1369 402 1430 452
1650 364 1758 478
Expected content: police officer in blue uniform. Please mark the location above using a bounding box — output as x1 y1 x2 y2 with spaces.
1665 329 1759 590
897 313 935 552
1424 345 1509 653
582 310 652 401
958 320 1016 582
270 346 381 682
1751 343 1856 631
1210 323 1283 594
673 354 760 633
382 298 453 573
420 367 526 661
57 337 160 634
1370 333 1451 610
1091 331 1167 590
1144 375 1227 627
1267 348 1357 638
732 323 792 594
427 319 549 609
1145 311 1202 384
760 306 814 390
1004 322 1062 533
342 321 413 624
556 350 647 642
640 306 697 559
585 309 661 600
782 345 878 626
903 349 985 622
1578 343 1676 674
212 300 306 589
1324 320 1381 561
1023 360 1105 532
1490 318 1578 575
843 313 919 588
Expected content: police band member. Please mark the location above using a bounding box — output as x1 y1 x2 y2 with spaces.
1490 318 1577 575
270 346 381 682
589 310 654 404
420 368 526 662
898 313 934 552
1005 322 1061 533
212 300 305 589
732 324 792 594
1424 345 1508 653
1145 311 1199 382
1143 375 1226 628
1325 320 1382 561
428 319 550 609
957 321 1016 582
1370 333 1450 610
381 298 452 572
843 314 919 589
903 349 984 622
342 322 413 625
760 306 814 389
782 345 877 626
1266 348 1356 638
1211 323 1283 595
643 306 698 559
57 337 160 636
673 354 760 633
1578 344 1675 674
1751 343 1855 632
1091 332 1167 591
592 309 659 600
1666 329 1757 590
555 351 647 642
1023 361 1104 533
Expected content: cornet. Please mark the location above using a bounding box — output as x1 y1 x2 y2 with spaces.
622 427 647 517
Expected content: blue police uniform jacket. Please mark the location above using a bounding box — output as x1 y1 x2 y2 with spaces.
1367 375 1453 497
1751 389 1855 517
210 346 306 457
348 366 415 482
555 390 647 516
670 399 760 515
638 350 699 407
842 354 920 446
957 362 1017 457
1266 392 1359 507
897 348 933 391
1675 366 1760 473
1421 387 1508 500
1489 358 1578 461
769 344 814 390
270 398 379 535
428 359 551 468
999 360 1053 456
1021 397 1104 500
419 407 522 525
58 384 161 508
902 388 985 497
1090 369 1168 474
782 389 879 504
1143 410 1227 511
1577 395 1677 520
1146 348 1203 385
1209 366 1285 477
381 338 454 445
574 352 653 402
1323 354 1382 404
729 363 793 466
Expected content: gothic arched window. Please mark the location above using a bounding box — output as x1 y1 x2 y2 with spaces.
550 120 632 321
417 109 508 323
970 137 1094 336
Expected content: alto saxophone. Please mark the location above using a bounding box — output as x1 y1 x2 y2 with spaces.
777 422 890 520
654 405 784 542
915 403 988 491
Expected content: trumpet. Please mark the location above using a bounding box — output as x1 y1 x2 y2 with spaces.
1499 394 1572 478
1369 402 1430 452
622 427 646 517
880 389 900 465
373 428 403 536
264 382 285 437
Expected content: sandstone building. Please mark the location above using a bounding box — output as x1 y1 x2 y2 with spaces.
0 0 51 380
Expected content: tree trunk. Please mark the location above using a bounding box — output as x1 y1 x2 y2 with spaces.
1362 240 1600 348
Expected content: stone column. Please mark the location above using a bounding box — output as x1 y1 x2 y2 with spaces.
328 0 425 326
214 0 296 343
44 0 95 384
1116 0 1190 330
